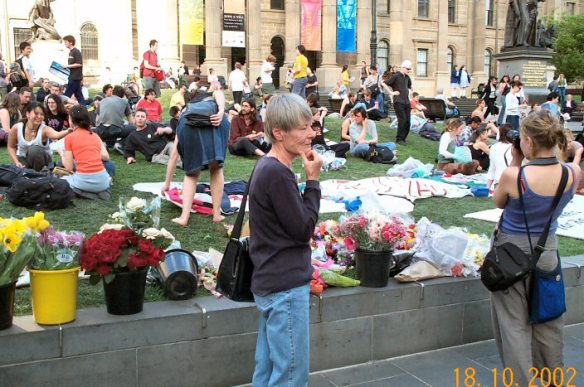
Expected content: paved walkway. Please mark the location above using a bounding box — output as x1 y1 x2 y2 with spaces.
306 323 584 387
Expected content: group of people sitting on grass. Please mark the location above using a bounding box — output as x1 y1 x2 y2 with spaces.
1 70 583 219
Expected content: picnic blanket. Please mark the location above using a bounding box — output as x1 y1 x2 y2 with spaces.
320 177 471 202
134 176 469 215
464 194 584 240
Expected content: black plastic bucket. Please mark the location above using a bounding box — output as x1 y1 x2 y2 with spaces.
0 282 16 330
355 249 392 287
103 269 147 315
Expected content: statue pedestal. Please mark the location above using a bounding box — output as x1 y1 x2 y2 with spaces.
494 47 555 104
30 40 69 85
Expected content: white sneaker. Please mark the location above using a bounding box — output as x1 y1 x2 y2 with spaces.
113 142 124 155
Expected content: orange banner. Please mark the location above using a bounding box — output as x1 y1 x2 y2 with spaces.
301 0 322 51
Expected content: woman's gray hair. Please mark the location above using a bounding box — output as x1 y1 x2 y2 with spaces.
263 93 312 144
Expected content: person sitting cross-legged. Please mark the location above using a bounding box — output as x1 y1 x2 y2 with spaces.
348 107 395 159
124 108 177 166
62 105 112 194
228 98 270 157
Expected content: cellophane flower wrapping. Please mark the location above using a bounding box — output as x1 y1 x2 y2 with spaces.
0 212 50 285
31 228 85 271
111 196 161 234
336 212 416 253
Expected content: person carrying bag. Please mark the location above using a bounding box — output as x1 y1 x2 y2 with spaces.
487 110 579 387
216 166 255 302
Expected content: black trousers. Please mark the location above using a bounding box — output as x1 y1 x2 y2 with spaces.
328 142 350 158
484 98 498 119
233 91 243 105
228 138 270 156
394 102 411 142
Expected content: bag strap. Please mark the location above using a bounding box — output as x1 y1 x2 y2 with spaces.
517 164 569 268
230 163 257 240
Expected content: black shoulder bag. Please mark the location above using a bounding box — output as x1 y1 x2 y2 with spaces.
215 167 255 302
480 160 567 293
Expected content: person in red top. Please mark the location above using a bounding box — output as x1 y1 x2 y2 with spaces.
136 89 163 122
142 39 163 97
410 92 427 119
62 105 111 194
228 98 269 156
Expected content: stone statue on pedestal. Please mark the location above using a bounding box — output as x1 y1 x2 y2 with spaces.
28 0 61 41
504 0 548 48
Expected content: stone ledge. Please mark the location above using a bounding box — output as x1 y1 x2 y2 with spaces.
0 259 582 386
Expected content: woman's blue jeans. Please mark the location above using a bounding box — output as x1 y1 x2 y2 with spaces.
252 283 310 387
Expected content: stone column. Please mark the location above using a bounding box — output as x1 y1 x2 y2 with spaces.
247 0 262 85
159 0 180 66
435 0 450 96
470 0 487 86
354 1 371 89
280 0 300 86
201 0 227 78
316 0 339 91
0 0 10 62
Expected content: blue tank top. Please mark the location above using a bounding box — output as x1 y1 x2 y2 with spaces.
500 165 575 235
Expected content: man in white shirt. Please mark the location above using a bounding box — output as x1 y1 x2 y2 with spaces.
228 62 247 105
505 81 526 131
17 42 35 88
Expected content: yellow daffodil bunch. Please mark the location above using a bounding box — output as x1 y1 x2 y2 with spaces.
0 212 50 286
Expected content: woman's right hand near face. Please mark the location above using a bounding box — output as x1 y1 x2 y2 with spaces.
301 150 323 181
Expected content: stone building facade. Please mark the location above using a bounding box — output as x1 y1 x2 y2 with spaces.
1 0 581 95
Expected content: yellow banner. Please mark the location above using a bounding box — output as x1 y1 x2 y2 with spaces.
180 0 205 45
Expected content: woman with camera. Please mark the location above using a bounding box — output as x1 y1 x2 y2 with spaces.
491 110 580 386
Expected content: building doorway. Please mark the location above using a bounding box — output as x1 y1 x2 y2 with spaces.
231 47 246 70
305 51 322 75
270 36 285 89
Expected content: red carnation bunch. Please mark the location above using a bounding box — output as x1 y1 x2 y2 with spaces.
81 228 165 284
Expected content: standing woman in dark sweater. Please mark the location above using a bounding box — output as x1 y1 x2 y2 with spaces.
249 93 322 387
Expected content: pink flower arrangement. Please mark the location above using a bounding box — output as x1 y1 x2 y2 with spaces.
337 212 415 252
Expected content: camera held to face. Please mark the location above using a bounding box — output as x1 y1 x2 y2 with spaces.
506 129 521 150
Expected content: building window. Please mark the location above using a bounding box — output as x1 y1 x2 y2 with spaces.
448 0 456 24
485 0 494 26
377 40 389 73
13 28 33 59
447 46 455 73
484 49 493 76
418 0 429 18
417 49 428 77
566 2 575 15
80 23 99 61
271 0 285 10
387 0 391 14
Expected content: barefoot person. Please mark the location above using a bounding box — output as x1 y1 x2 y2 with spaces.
249 93 322 386
163 89 228 224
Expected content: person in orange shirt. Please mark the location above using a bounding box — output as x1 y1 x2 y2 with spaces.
136 88 163 122
62 105 112 193
291 45 309 98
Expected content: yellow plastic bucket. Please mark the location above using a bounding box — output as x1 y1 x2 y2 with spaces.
29 267 80 325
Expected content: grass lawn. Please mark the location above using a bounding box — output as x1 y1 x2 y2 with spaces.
3 89 583 316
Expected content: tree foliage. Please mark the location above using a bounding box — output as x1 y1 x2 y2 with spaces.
552 14 584 81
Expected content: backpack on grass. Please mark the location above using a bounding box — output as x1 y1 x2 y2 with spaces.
364 145 397 164
6 174 74 210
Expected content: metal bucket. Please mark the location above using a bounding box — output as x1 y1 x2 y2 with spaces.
158 249 199 300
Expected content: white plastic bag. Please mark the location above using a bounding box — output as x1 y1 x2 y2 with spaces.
386 157 434 178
